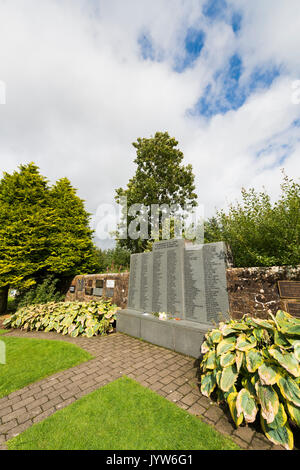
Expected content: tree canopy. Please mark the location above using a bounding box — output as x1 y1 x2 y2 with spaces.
0 163 98 311
115 132 198 252
204 172 300 267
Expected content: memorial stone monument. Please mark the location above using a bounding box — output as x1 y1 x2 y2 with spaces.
117 240 230 358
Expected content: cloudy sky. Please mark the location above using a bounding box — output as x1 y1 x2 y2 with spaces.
0 0 299 247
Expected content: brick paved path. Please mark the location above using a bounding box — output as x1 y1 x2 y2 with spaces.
0 330 286 450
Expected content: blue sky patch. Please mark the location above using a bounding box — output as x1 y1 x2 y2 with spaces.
138 33 155 61
231 12 242 33
203 0 227 20
248 66 281 91
189 58 281 119
174 28 206 72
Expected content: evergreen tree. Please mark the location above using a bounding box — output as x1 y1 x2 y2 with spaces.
0 163 98 313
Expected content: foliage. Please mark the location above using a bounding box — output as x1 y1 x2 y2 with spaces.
3 300 118 338
15 276 64 310
199 310 300 450
204 173 300 267
0 163 99 312
115 132 197 253
95 246 131 273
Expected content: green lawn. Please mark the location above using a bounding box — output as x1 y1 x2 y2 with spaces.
0 336 93 398
0 329 8 335
7 377 240 450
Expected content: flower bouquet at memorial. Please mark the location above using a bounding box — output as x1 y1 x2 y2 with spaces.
199 310 300 450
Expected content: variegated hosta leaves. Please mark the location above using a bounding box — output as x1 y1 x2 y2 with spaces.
260 408 294 451
277 375 300 407
258 362 279 385
220 364 238 392
227 392 244 427
216 336 236 356
200 372 216 397
255 383 279 424
3 300 118 338
236 388 258 423
199 310 300 450
268 346 300 378
245 349 263 373
236 333 257 352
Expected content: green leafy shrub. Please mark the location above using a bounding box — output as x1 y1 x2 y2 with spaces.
199 310 300 450
3 300 118 338
15 276 64 309
204 173 300 267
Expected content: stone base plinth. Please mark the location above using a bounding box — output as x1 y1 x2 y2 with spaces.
116 309 211 358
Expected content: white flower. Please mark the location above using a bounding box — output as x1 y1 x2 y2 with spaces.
159 312 168 321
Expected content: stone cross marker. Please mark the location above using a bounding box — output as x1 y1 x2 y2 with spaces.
127 239 230 325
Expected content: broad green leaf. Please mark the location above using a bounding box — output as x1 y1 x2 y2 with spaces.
71 328 79 338
293 342 300 361
236 350 244 372
201 341 210 354
252 327 266 342
220 364 238 392
200 372 216 398
258 362 280 386
216 336 236 356
252 318 275 330
236 333 257 352
220 351 236 368
260 413 294 450
279 323 300 336
227 392 243 427
277 375 300 407
206 351 216 370
236 388 258 423
219 325 236 337
241 376 256 398
245 349 263 373
256 383 279 424
286 401 300 427
210 329 222 344
269 346 300 378
274 330 291 348
267 403 287 429
230 322 250 331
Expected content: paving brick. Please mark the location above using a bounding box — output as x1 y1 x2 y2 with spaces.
159 375 174 385
187 402 206 416
166 391 184 403
0 330 293 451
233 425 255 443
0 405 13 419
181 392 199 407
203 405 224 423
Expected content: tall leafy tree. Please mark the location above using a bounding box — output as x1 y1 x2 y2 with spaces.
204 173 300 267
0 163 98 313
115 132 198 252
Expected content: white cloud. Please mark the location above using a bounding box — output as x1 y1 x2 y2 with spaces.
0 0 299 247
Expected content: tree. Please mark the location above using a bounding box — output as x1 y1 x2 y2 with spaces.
0 163 98 313
204 172 300 267
115 132 198 252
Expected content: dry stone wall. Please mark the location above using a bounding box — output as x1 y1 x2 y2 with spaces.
65 265 300 320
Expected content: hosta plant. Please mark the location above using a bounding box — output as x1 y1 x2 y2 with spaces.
3 300 118 338
200 310 300 450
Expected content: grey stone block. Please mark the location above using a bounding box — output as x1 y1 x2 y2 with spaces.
117 309 211 358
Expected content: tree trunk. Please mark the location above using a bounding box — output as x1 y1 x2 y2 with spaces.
0 286 9 315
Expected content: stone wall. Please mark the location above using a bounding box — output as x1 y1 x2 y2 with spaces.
226 265 300 320
65 265 300 320
65 273 129 309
